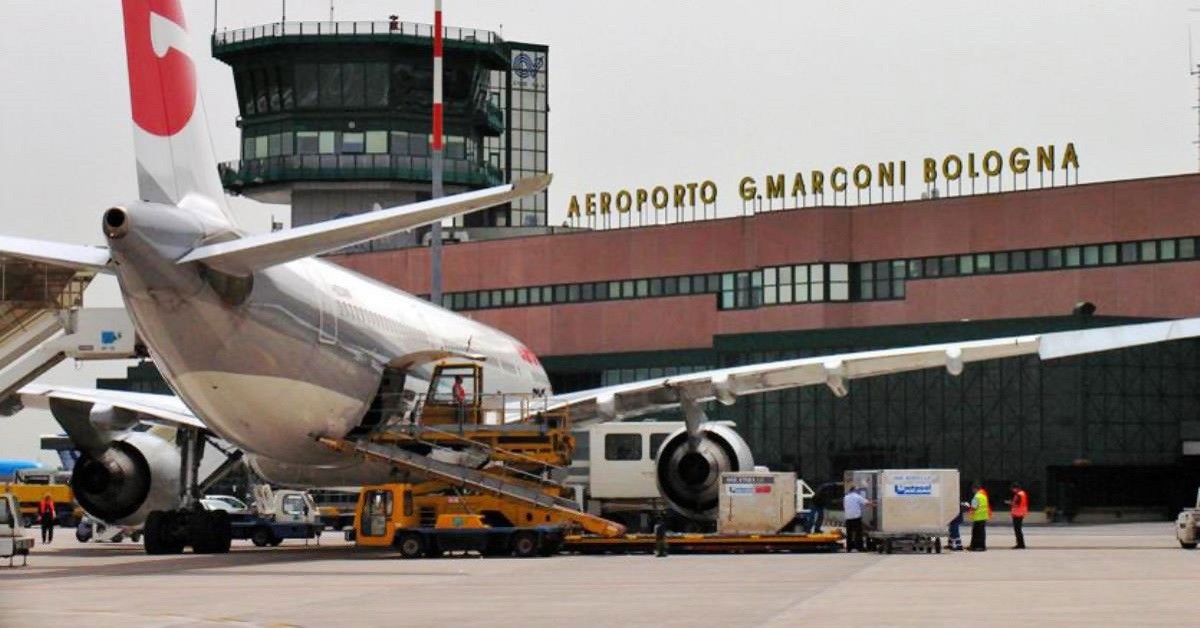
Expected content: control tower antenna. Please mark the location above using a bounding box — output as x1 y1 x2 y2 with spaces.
430 0 445 304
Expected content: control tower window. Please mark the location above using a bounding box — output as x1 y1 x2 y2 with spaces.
319 64 341 107
295 64 318 108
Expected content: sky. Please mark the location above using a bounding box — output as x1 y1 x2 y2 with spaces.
0 0 1197 462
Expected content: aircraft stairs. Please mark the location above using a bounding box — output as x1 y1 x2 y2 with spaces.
0 259 139 410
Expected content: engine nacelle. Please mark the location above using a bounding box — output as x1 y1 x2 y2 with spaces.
655 423 754 521
71 431 181 526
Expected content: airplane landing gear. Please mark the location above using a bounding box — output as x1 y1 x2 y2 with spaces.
143 428 241 555
143 509 232 555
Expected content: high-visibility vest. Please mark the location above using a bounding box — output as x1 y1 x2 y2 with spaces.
1011 490 1029 517
971 490 990 522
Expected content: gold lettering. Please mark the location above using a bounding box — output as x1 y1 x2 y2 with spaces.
567 195 580 218
791 172 807 197
983 150 1002 177
1010 147 1030 174
599 192 612 214
652 186 669 210
853 164 871 189
739 176 757 201
831 167 848 192
585 193 596 216
967 153 978 178
811 171 825 195
616 190 632 213
700 180 718 204
673 184 686 209
636 188 648 212
1062 142 1079 170
1037 145 1055 173
878 162 894 188
766 174 786 199
942 155 962 181
900 160 907 186
923 158 937 184
686 181 699 206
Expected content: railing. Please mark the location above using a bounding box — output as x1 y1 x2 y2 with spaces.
219 154 504 189
213 20 504 47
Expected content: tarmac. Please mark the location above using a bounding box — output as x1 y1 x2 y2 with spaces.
1 522 1196 627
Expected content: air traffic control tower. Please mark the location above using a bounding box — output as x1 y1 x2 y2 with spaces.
212 19 549 249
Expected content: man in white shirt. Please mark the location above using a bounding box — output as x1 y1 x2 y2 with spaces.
843 486 873 552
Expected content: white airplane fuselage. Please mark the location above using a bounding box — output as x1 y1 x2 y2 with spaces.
107 201 550 466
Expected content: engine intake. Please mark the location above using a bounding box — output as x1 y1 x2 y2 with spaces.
655 423 754 521
71 431 181 526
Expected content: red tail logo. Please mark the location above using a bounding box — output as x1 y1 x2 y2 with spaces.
123 0 196 137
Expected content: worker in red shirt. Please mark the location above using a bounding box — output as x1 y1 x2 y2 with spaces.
1005 482 1029 549
38 493 56 544
451 375 468 422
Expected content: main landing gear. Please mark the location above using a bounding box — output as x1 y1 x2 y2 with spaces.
143 429 243 555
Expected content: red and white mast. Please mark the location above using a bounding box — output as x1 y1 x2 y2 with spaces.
430 0 445 303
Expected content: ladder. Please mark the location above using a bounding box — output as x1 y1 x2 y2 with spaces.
317 437 626 538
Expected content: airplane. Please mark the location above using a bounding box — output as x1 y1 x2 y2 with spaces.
3 0 1200 554
0 460 42 482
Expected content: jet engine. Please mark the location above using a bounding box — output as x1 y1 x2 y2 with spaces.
654 423 755 521
71 431 181 526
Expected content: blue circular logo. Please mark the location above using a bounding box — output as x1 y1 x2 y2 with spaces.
513 52 544 80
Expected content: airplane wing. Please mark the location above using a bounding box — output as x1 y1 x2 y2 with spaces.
0 235 112 273
548 317 1200 427
178 174 552 276
17 386 206 434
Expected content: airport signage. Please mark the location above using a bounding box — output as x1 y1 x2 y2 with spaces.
567 142 1079 219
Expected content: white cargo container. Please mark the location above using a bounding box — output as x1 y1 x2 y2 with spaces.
717 471 798 535
845 469 961 536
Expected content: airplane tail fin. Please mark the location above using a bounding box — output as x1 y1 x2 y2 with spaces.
121 0 231 222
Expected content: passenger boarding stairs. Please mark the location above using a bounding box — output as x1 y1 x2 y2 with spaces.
0 258 140 410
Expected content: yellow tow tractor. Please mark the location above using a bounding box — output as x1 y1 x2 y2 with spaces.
350 483 576 558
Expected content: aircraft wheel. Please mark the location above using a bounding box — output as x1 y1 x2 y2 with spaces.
144 511 184 555
75 524 92 543
397 533 425 559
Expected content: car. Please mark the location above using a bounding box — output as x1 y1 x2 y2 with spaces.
200 498 242 513
204 495 249 511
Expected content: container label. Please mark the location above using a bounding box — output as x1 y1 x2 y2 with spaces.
722 476 775 485
726 485 772 495
892 483 936 496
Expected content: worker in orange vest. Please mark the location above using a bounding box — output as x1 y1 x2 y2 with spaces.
1005 482 1029 549
38 493 56 544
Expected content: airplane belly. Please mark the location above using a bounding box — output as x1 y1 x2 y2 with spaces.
175 371 366 464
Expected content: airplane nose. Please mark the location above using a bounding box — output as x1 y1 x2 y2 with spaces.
103 206 130 239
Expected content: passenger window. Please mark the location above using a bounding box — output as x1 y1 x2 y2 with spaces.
649 433 671 460
604 434 643 461
0 498 10 524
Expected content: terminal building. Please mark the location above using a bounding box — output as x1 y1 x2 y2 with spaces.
102 18 1200 515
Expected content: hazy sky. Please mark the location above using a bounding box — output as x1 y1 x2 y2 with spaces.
0 1 1196 462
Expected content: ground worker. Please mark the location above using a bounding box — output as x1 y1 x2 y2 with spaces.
1005 481 1028 549
967 481 990 551
452 375 467 422
842 486 872 552
38 493 55 544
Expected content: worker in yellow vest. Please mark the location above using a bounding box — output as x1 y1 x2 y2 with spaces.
967 481 990 551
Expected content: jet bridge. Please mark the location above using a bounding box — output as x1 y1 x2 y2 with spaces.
0 256 139 408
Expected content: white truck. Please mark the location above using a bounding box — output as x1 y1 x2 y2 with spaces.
1 492 34 567
1176 487 1199 550
224 486 322 547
